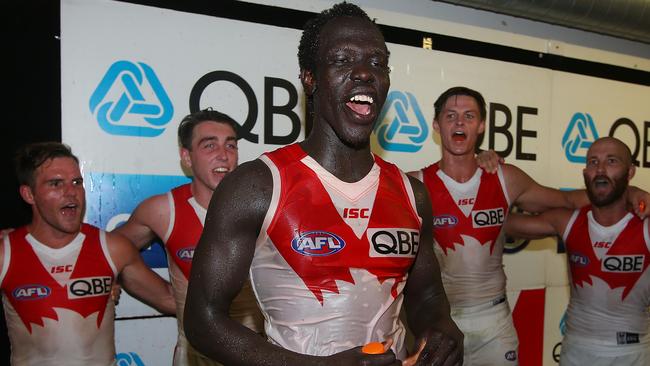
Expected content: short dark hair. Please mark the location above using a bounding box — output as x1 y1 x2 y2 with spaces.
15 142 79 187
177 109 239 150
434 86 487 121
298 2 375 74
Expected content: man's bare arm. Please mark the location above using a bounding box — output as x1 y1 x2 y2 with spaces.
504 208 572 240
113 194 169 250
108 232 175 314
404 176 463 366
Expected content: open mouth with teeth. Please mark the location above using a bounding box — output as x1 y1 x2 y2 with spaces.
213 167 229 174
346 94 374 116
61 203 78 216
452 131 467 142
593 176 611 190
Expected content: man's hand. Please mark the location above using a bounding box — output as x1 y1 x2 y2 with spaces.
627 186 650 219
324 345 401 366
476 150 504 174
410 321 463 366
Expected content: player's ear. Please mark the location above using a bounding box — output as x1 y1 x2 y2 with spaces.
300 69 317 96
478 118 486 134
628 164 636 181
19 185 35 205
432 117 441 133
180 147 192 170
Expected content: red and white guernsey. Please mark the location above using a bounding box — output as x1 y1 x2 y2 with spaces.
562 206 650 347
0 225 117 366
416 163 510 307
253 144 421 357
163 184 262 339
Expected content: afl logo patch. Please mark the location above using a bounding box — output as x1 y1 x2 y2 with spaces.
13 285 51 300
176 247 195 262
432 215 458 228
291 231 345 256
569 252 589 267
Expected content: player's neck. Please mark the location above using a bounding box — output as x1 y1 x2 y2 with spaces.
439 153 479 183
27 219 77 249
590 198 629 227
300 134 374 183
190 181 213 209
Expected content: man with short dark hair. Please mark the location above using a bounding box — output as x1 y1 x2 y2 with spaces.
116 109 263 366
184 3 463 366
505 137 650 366
0 142 175 365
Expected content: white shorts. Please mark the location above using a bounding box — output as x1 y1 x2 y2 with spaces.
451 297 519 366
560 336 650 366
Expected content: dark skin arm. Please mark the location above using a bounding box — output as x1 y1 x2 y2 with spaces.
184 159 400 366
403 177 463 366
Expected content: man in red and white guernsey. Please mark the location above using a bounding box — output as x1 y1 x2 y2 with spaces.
116 109 263 366
184 3 463 366
410 87 650 365
0 142 175 366
506 137 650 365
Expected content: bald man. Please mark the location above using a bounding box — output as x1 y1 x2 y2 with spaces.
506 137 650 366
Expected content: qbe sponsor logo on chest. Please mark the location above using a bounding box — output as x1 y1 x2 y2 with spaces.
601 255 645 273
471 208 505 228
368 228 419 258
67 276 113 299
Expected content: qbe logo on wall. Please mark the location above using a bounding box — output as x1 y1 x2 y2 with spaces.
375 91 428 152
561 112 599 163
89 61 174 137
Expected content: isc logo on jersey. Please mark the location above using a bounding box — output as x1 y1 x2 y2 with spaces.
13 285 51 300
472 208 505 228
367 228 419 258
433 215 458 228
67 276 113 299
292 231 345 257
602 255 644 273
176 247 195 262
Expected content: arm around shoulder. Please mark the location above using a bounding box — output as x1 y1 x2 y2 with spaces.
504 208 573 240
502 163 588 213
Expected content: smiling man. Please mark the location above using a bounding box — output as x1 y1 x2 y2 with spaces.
115 109 263 366
505 137 650 366
0 142 175 365
184 3 462 366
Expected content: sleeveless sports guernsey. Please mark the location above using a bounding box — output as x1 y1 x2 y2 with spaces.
416 163 518 366
418 163 510 307
164 184 263 366
1 225 117 366
561 206 650 363
253 144 421 358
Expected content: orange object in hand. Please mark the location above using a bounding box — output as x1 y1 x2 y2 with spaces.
362 342 385 354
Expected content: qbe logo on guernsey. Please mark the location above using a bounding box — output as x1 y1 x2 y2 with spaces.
375 91 428 153
561 112 600 163
89 61 174 137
